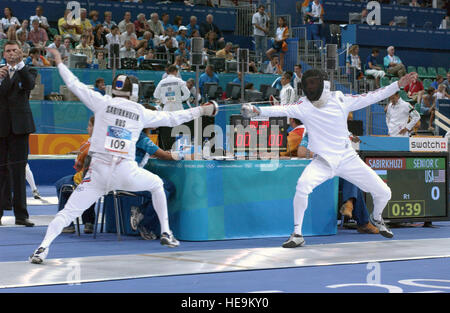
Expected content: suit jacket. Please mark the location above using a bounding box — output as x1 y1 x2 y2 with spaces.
0 65 37 137
200 22 223 38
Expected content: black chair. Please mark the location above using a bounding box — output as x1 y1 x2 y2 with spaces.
93 190 139 241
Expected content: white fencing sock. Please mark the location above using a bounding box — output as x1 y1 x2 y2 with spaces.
293 193 308 235
151 186 170 235
26 163 37 191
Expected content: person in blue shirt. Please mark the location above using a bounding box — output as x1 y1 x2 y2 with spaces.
131 119 178 240
199 64 220 97
174 41 190 61
186 16 200 38
364 48 385 89
93 77 106 96
161 13 172 31
175 26 190 50
431 75 444 90
232 72 250 86
297 133 379 234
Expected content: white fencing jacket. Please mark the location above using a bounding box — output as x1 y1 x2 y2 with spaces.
385 98 420 137
153 74 190 112
258 82 400 168
57 63 202 160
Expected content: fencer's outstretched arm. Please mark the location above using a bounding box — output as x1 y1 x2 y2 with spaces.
142 104 217 128
343 72 417 113
241 102 304 120
48 48 107 113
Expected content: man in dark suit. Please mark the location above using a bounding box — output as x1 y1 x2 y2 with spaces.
0 40 37 227
200 14 225 48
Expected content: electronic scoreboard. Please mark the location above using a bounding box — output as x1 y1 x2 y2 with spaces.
230 115 288 153
361 151 449 222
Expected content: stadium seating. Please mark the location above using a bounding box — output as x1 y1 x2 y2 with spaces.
380 76 391 87
427 67 437 78
390 77 399 83
407 66 417 74
437 67 447 77
423 78 433 89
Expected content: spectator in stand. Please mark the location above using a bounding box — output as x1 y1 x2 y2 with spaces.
148 13 164 37
420 87 437 131
94 77 106 95
29 6 50 34
120 23 138 48
383 46 406 78
305 0 325 43
186 16 200 38
174 41 190 61
360 8 369 24
46 35 65 65
216 42 234 60
93 24 107 49
172 16 184 33
79 9 93 34
28 19 48 49
436 84 450 100
140 30 156 52
163 27 179 49
200 14 225 47
105 25 121 50
89 11 101 28
102 11 117 32
444 72 450 94
364 48 385 89
60 37 72 64
134 13 149 38
120 39 137 59
252 4 270 61
174 54 190 71
1 7 20 38
431 75 444 90
25 47 50 67
204 31 219 56
137 49 155 67
266 17 289 71
58 9 82 42
161 13 171 31
263 55 283 75
410 0 421 7
156 37 176 64
176 26 189 49
17 31 31 57
75 34 94 64
191 29 201 39
346 44 363 80
118 12 132 34
404 73 424 103
15 20 29 41
199 64 219 97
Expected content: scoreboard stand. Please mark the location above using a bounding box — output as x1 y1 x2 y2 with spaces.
360 151 450 223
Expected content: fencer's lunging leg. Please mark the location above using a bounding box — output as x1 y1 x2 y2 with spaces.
293 156 333 235
337 154 391 221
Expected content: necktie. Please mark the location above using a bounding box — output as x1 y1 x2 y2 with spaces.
9 67 15 79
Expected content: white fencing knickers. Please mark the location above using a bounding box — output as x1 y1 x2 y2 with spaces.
293 149 391 235
39 154 168 248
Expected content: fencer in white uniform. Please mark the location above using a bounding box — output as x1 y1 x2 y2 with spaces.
385 91 420 137
153 65 190 112
279 72 296 106
242 69 417 247
29 48 218 264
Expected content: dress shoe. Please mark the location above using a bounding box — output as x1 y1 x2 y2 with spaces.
339 200 354 218
15 219 35 227
357 222 379 234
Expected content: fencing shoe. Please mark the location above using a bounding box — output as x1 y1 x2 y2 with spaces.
29 247 48 264
138 224 158 240
369 214 394 238
33 189 42 199
282 233 305 248
160 232 180 247
130 206 144 231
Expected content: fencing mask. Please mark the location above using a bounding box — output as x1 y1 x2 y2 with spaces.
301 69 330 107
112 74 140 102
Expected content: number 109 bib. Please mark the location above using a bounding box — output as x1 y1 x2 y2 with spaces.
104 126 132 154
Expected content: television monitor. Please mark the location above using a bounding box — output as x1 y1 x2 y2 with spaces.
226 82 241 98
139 81 156 102
209 57 226 73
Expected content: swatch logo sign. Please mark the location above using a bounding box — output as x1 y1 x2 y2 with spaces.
409 138 448 152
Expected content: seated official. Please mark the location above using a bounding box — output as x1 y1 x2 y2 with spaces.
232 72 250 86
280 118 306 157
199 64 219 97
54 117 96 234
130 110 179 240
